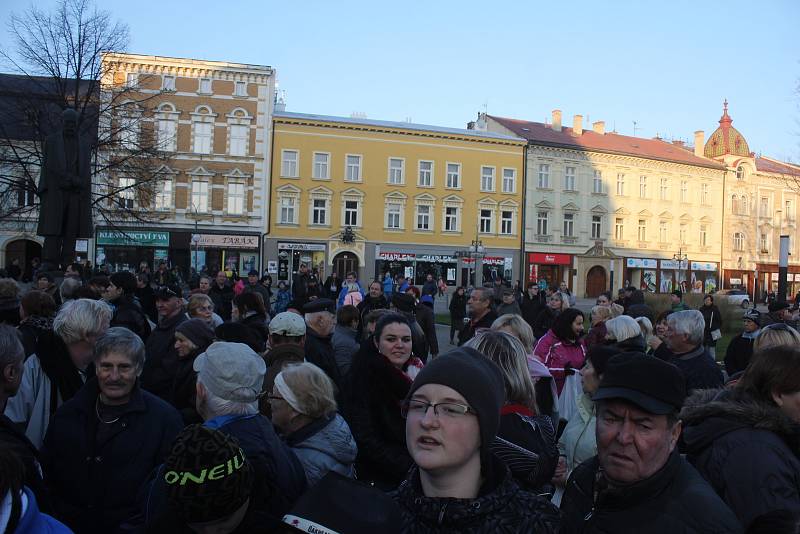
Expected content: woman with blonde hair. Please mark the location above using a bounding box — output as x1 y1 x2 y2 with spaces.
635 316 656 354
186 293 223 327
753 323 800 353
584 305 614 349
269 362 357 486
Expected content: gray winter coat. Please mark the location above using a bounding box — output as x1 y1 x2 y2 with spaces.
331 324 360 377
285 413 357 487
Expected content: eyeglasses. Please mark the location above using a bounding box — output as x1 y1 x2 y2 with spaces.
400 399 476 419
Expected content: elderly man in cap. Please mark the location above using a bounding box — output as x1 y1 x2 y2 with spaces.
244 268 271 307
302 299 343 392
762 300 798 329
560 354 740 533
260 311 307 417
141 282 187 401
723 308 761 377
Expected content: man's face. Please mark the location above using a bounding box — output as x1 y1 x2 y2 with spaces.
248 274 258 285
199 278 210 292
467 290 489 315
215 272 227 286
299 264 308 274
664 322 692 352
156 296 182 320
103 282 123 302
369 283 381 298
670 294 680 305
96 351 138 404
345 274 355 285
310 312 335 336
37 277 50 290
426 274 433 282
5 359 24 396
502 293 514 304
596 400 680 485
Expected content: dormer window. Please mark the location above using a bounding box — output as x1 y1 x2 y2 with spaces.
736 165 745 181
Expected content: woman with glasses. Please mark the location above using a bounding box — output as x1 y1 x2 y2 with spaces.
186 293 223 327
269 362 357 487
392 348 560 532
345 313 424 489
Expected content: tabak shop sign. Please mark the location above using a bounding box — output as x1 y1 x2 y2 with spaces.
192 234 259 249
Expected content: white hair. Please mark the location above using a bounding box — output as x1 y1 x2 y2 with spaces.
196 376 257 417
605 315 642 342
53 299 112 345
667 310 705 346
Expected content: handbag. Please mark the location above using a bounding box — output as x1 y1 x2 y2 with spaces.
710 311 722 341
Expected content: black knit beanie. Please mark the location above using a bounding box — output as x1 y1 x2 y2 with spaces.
176 318 215 352
164 424 254 523
406 347 505 472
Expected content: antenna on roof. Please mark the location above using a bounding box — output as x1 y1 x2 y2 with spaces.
633 121 639 137
483 100 488 115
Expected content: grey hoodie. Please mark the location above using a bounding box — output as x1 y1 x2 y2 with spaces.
286 413 358 487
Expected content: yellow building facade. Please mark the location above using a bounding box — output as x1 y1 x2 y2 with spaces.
266 112 526 287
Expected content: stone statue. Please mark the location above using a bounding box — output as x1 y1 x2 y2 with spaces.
37 108 93 270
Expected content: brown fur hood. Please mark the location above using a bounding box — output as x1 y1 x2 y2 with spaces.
681 387 800 455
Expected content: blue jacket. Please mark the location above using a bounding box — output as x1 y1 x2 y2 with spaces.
14 487 73 534
285 413 357 487
41 378 182 534
337 282 365 308
382 275 393 296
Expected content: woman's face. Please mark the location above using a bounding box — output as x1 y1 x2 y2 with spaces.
174 333 197 358
191 302 213 322
571 315 585 338
704 297 712 306
656 319 669 339
405 383 481 476
581 359 601 395
231 306 240 322
596 295 610 306
375 322 413 369
268 387 298 433
548 295 562 310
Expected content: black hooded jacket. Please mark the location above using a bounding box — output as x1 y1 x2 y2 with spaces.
681 388 800 529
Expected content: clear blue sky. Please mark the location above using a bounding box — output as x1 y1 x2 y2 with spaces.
2 0 799 161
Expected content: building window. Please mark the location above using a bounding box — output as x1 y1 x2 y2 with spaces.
388 158 404 184
344 200 358 226
227 182 245 215
126 72 138 87
15 180 35 208
592 170 603 194
118 110 139 150
700 224 708 246
760 196 769 216
616 173 625 196
736 165 745 180
193 122 212 154
312 198 328 225
154 179 172 210
638 219 647 241
480 209 493 233
481 166 495 191
416 205 431 230
279 196 296 224
591 215 602 239
739 195 748 215
345 155 362 182
446 163 461 189
156 117 176 152
565 167 576 191
680 181 688 203
733 232 744 251
418 161 433 187
386 203 402 229
614 218 624 240
660 178 668 200
563 213 574 237
229 124 248 156
313 153 330 180
118 177 135 209
191 180 208 213
502 168 516 193
199 78 212 94
500 210 513 235
234 81 247 96
281 150 298 178
679 224 687 244
639 176 647 198
444 206 459 232
162 75 175 92
536 211 549 235
657 221 667 242
701 183 709 205
760 232 768 252
786 200 795 222
538 164 550 189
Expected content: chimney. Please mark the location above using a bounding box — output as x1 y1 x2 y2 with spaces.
592 121 605 134
694 130 704 157
572 114 583 136
552 109 562 132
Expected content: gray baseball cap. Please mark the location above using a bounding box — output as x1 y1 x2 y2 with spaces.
268 311 306 336
193 342 266 403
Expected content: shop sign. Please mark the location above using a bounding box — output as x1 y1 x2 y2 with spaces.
193 234 259 249
97 230 169 247
464 256 506 266
417 254 457 263
690 261 718 272
729 278 742 285
771 273 779 281
379 252 416 261
660 259 687 270
529 253 571 265
794 274 800 282
278 242 326 251
626 258 658 269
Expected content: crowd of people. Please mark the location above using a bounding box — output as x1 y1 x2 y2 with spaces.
0 260 798 533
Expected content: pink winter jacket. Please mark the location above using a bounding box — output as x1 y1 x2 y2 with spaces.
533 329 586 395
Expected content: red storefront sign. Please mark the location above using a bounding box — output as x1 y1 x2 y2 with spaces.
528 253 572 265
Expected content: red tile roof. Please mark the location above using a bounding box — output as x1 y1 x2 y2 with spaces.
755 157 800 177
487 115 725 170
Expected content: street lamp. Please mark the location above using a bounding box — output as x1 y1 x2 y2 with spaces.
190 203 201 273
673 247 688 293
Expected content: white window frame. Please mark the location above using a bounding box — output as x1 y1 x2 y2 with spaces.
700 224 708 247
638 219 647 241
162 75 176 92
126 72 138 87
343 200 359 226
639 176 647 199
415 204 432 231
418 160 434 187
565 166 576 191
760 232 769 252
156 117 177 152
733 232 744 251
760 196 769 216
659 221 668 243
193 121 213 154
500 210 514 235
563 213 575 237
616 173 625 196
786 199 795 221
311 198 328 226
345 154 363 182
502 168 516 193
680 181 688 203
537 164 550 189
679 224 688 244
388 158 405 184
591 215 602 239
386 201 403 229
592 170 603 194
229 124 248 157
279 196 297 225
313 152 330 180
118 177 136 209
281 150 299 178
614 218 624 240
481 166 495 192
234 81 247 96
701 183 709 205
199 78 212 94
537 211 549 235
736 166 745 180
191 180 209 213
154 179 173 211
226 181 245 216
446 163 461 189
660 178 668 200
443 205 460 232
479 208 494 234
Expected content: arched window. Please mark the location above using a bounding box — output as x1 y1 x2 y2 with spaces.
740 195 748 215
155 103 178 152
191 105 216 154
736 165 745 180
733 232 744 251
731 194 739 214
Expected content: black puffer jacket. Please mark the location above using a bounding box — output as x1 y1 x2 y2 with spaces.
392 455 560 533
533 307 559 339
493 407 559 492
681 388 800 529
560 451 741 533
141 312 187 401
520 292 545 331
111 294 151 341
